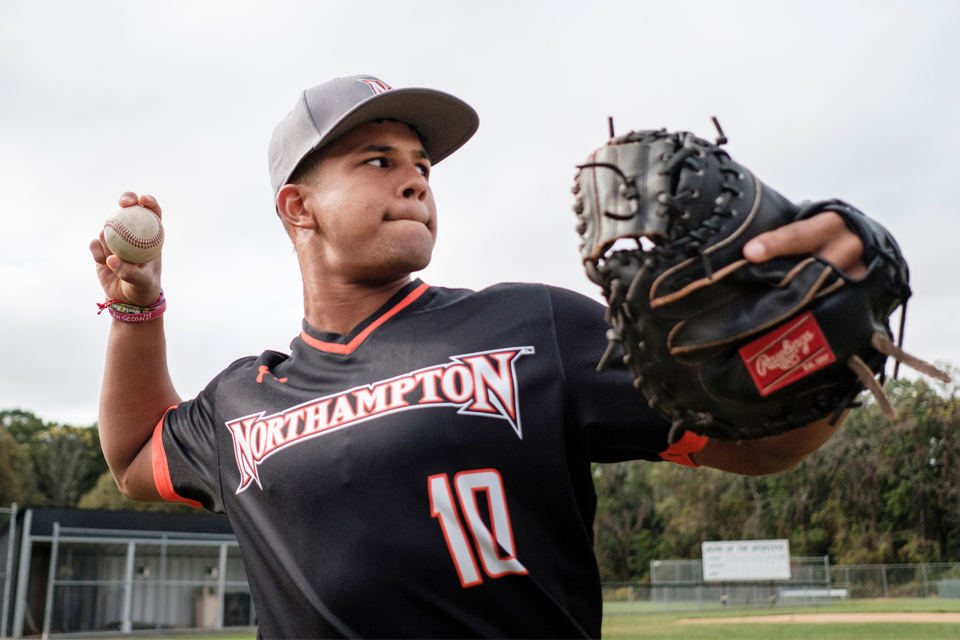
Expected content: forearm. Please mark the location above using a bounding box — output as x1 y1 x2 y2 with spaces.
99 316 181 485
690 411 846 476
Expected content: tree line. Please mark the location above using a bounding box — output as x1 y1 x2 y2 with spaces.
0 409 191 513
593 372 960 581
3 370 959 565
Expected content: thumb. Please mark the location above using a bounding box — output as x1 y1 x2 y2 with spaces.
106 255 154 289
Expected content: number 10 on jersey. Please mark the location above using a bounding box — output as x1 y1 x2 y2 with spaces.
429 469 528 587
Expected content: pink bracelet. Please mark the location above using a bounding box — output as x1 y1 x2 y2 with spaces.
96 290 166 322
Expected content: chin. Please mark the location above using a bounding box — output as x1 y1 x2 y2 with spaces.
391 233 435 272
350 228 435 281
391 251 433 276
360 248 433 282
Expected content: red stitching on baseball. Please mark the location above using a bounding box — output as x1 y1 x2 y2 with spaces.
105 209 164 249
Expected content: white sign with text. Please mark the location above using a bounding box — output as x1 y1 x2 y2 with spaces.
701 539 791 581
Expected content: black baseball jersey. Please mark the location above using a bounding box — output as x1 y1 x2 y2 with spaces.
152 280 707 638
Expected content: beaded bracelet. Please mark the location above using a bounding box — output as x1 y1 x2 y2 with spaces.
96 290 166 322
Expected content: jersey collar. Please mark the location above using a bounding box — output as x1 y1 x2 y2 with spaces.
298 279 431 355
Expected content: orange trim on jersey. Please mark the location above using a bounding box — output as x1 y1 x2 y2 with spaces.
659 431 709 467
300 282 431 355
151 406 203 508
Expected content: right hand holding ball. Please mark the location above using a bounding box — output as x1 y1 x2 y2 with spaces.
91 193 164 309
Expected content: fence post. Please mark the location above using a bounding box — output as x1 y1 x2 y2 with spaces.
156 535 167 631
1 503 17 639
216 543 228 629
921 564 929 598
627 584 633 613
881 564 889 599
40 523 60 640
845 566 851 596
121 541 136 633
12 509 33 639
823 556 831 607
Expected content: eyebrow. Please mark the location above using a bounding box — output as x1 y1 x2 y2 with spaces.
360 144 431 162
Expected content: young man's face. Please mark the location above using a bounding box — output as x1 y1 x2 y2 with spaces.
299 119 437 284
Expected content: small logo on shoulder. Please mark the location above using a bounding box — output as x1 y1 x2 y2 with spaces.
256 365 287 384
739 312 836 396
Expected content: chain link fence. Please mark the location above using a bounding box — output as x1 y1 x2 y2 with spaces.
604 556 934 615
37 525 253 637
603 556 830 614
831 563 960 599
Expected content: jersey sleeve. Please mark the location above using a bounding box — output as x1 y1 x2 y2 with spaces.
544 286 707 465
151 371 229 513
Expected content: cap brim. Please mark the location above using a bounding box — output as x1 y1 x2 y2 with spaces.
316 87 479 166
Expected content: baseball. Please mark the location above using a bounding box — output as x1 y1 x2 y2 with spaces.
103 205 165 264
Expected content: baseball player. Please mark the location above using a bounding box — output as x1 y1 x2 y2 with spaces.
90 75 867 638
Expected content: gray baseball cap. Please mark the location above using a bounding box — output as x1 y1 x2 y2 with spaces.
268 74 479 201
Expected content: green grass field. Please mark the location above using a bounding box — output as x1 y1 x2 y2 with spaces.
601 598 960 639
104 599 960 640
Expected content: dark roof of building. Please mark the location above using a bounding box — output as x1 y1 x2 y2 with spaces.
17 506 232 537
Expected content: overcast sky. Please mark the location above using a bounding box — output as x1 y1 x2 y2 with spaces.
1 0 958 427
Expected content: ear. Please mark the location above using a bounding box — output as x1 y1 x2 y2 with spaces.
276 183 318 230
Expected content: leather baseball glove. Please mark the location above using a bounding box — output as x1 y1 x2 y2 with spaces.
573 122 949 443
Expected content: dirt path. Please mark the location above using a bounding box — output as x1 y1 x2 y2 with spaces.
678 612 960 624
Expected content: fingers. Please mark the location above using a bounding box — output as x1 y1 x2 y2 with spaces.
91 230 146 284
743 212 865 277
105 253 162 304
105 254 143 281
90 235 108 265
819 231 866 277
138 193 162 218
117 192 162 218
744 214 843 262
118 191 139 208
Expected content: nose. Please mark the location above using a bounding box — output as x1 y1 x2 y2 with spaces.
399 162 428 202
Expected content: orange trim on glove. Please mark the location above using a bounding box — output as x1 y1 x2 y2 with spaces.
659 431 709 467
151 406 203 508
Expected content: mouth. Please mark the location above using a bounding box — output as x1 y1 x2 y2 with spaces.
383 210 430 225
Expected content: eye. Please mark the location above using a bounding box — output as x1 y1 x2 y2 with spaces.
364 157 388 168
416 164 430 178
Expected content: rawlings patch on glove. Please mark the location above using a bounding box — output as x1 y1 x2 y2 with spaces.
573 122 949 443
